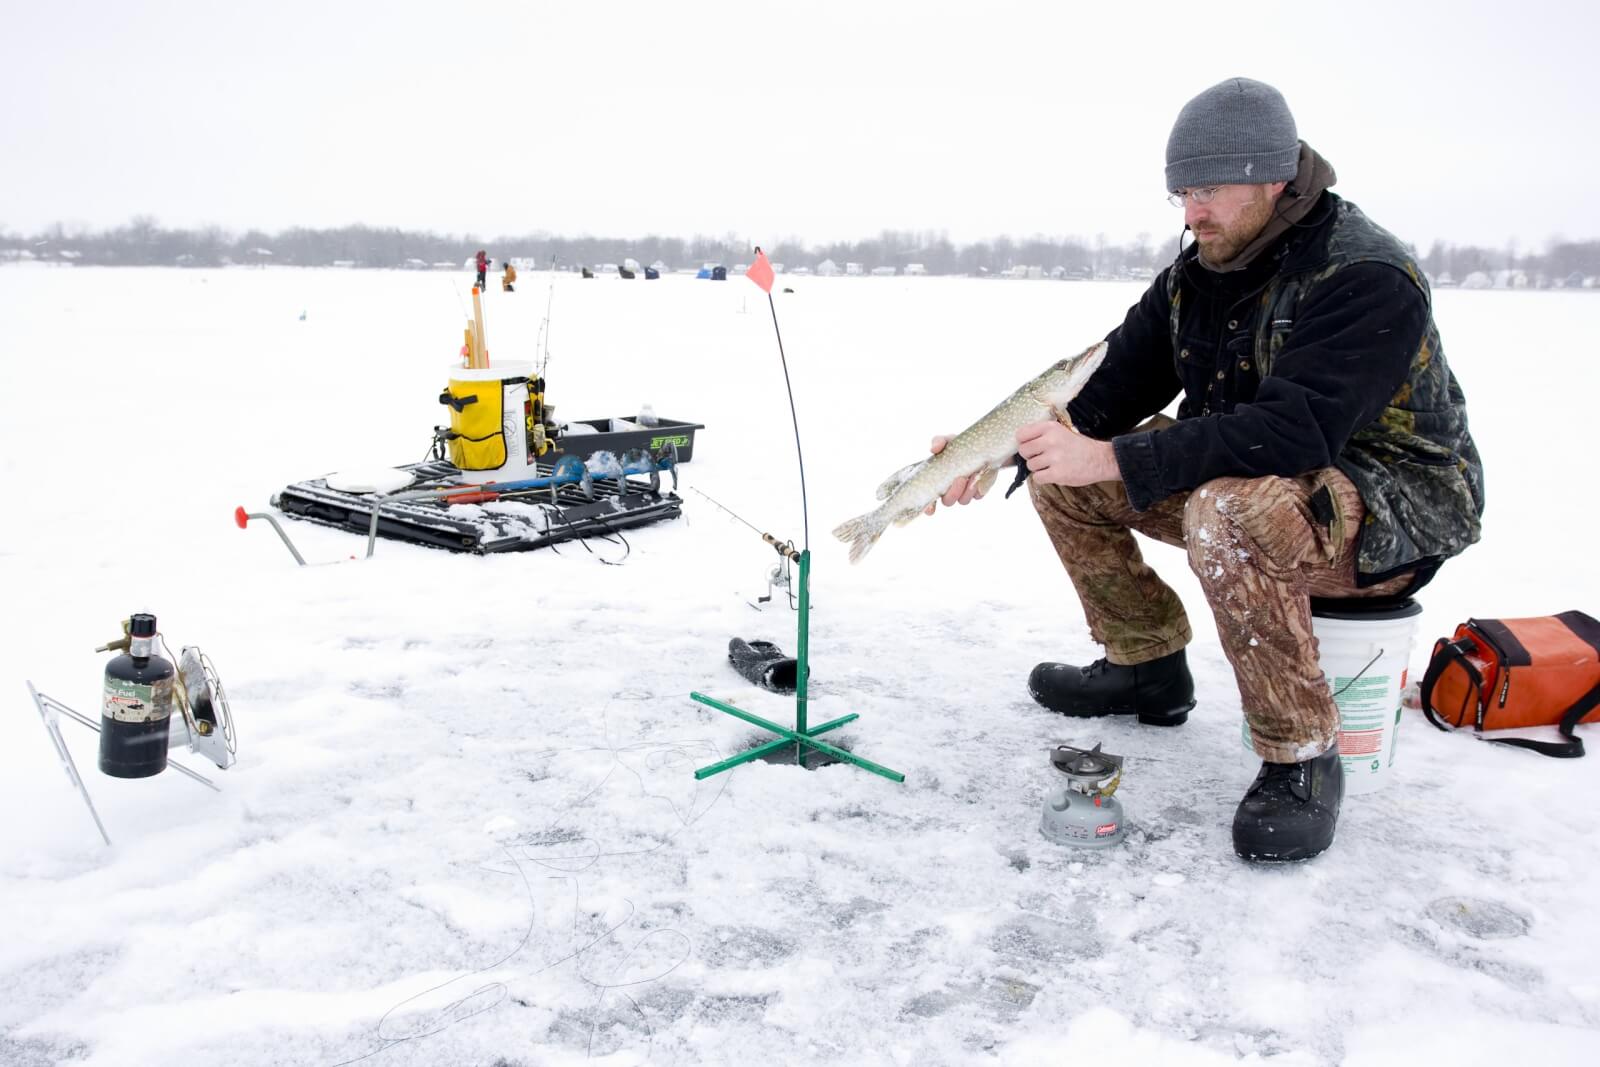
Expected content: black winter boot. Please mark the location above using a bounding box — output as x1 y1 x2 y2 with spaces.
1232 746 1344 862
1027 648 1195 726
727 638 803 693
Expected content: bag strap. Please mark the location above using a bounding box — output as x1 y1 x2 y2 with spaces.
1481 677 1600 759
1420 638 1483 733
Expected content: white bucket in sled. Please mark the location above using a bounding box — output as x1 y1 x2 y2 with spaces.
441 361 535 480
1242 597 1422 795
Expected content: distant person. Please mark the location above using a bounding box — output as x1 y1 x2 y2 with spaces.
925 77 1483 862
502 261 517 292
474 249 488 290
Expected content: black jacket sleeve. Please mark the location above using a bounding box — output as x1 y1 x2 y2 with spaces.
1065 269 1182 438
1111 262 1429 511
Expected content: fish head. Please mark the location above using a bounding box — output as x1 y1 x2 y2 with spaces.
1034 340 1109 408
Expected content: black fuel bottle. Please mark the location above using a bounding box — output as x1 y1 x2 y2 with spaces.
99 613 175 778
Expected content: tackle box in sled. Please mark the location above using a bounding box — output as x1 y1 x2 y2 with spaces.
273 457 682 554
549 416 705 464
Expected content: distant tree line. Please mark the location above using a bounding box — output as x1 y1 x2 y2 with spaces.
0 218 1172 276
1419 238 1600 285
4 217 1599 283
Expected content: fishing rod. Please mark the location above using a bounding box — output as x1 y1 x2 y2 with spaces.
755 248 811 552
536 254 557 383
689 487 799 561
689 488 800 609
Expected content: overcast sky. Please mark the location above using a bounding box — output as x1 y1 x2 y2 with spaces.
4 0 1596 252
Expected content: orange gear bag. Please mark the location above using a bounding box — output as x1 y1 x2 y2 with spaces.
1420 612 1600 758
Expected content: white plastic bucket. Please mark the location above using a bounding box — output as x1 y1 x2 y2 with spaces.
1241 598 1422 795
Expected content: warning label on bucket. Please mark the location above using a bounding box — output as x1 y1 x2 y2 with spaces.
1337 729 1384 756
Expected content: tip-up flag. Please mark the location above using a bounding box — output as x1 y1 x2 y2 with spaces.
745 247 774 293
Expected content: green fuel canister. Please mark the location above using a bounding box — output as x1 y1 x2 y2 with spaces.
98 613 174 778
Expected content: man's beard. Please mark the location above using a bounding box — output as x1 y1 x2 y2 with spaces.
1194 188 1276 266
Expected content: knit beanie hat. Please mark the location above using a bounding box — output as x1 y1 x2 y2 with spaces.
1165 78 1299 191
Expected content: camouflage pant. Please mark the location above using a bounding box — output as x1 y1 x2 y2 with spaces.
1029 465 1412 762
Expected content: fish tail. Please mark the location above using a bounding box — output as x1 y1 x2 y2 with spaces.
831 511 888 564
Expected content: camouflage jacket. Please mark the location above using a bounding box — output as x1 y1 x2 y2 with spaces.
1070 192 1484 586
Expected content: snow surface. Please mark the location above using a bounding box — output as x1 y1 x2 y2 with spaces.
1 267 1597 1066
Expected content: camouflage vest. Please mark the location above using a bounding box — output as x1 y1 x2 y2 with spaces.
1168 197 1484 583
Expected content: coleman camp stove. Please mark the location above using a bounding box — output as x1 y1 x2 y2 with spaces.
1039 742 1126 849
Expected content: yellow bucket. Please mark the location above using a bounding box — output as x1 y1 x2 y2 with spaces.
439 361 534 476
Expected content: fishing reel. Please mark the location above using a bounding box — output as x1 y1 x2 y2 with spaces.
1039 742 1126 849
752 548 798 611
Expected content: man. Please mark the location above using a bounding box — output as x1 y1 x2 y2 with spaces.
935 77 1483 862
475 249 489 290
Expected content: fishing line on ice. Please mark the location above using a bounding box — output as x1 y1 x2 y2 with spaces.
330 699 739 1063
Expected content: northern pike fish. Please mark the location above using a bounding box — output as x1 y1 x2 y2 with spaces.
832 340 1108 563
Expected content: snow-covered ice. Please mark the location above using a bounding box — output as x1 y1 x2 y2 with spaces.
1 267 1597 1065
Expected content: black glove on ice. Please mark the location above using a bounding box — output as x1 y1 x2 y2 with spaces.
727 637 804 693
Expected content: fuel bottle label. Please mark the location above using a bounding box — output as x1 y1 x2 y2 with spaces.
103 676 173 723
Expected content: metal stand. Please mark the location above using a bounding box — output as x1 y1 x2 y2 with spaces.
691 550 904 783
235 505 374 565
28 682 220 848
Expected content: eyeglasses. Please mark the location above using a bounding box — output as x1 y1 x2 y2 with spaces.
1167 186 1220 207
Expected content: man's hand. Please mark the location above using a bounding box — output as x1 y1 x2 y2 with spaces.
1016 420 1121 486
922 435 985 515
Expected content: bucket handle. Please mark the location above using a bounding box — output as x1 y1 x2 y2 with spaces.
438 390 479 412
1331 648 1384 698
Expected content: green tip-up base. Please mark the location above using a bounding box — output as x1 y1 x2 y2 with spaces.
690 550 904 784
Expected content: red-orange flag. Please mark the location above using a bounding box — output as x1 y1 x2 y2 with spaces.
745 248 774 293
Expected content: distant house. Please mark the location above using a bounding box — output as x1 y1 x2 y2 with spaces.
870 266 896 277
816 259 839 277
904 263 926 276
1460 271 1492 290
845 262 864 276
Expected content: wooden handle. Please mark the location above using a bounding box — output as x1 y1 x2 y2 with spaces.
762 532 800 561
470 287 488 369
